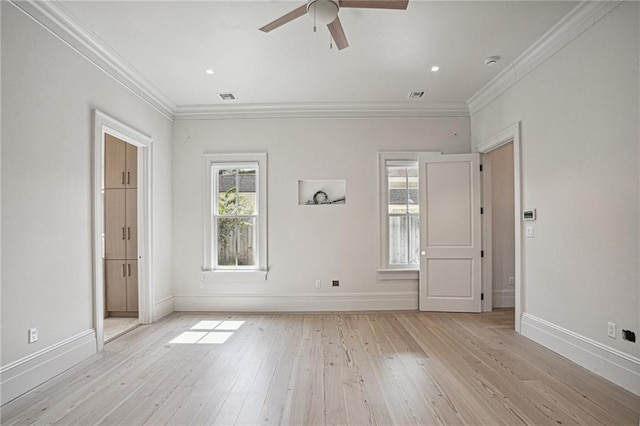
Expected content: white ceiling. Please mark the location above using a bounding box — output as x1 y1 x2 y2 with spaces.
59 0 576 109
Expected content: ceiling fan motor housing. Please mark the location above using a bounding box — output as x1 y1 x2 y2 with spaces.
307 0 340 25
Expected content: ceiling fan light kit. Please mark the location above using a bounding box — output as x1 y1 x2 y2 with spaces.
308 0 339 26
259 0 409 51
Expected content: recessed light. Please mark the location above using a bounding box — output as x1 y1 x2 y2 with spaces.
205 69 214 75
218 93 237 101
431 66 440 72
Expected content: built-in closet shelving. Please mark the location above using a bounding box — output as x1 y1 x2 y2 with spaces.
104 134 138 315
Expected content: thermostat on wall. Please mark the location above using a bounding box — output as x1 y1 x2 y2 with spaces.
523 209 536 221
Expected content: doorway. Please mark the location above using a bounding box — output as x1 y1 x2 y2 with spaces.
476 122 523 332
103 134 140 342
482 143 515 310
93 110 153 351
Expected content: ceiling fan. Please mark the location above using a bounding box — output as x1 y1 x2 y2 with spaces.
259 0 409 50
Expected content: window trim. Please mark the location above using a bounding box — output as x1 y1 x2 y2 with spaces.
378 152 439 275
203 153 267 281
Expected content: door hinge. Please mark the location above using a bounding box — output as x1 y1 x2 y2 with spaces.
481 293 484 300
481 250 484 258
480 164 483 172
480 207 484 214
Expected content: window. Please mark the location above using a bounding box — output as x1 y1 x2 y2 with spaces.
387 161 420 267
378 152 438 278
204 153 267 281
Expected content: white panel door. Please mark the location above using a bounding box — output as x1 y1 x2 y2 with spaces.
419 153 482 312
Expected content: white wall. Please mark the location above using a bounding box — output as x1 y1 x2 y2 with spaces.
471 2 639 359
1 1 173 369
487 143 515 308
172 117 470 310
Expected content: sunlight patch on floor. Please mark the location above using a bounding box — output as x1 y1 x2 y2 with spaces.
169 320 245 344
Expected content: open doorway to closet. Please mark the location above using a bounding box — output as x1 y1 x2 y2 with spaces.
103 134 140 342
93 110 153 351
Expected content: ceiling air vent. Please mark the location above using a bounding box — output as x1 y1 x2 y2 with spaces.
218 93 237 101
408 90 426 99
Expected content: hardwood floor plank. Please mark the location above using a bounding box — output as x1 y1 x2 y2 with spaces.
1 309 638 426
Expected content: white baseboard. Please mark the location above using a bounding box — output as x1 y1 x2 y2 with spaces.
0 329 97 405
521 313 640 397
492 288 515 308
174 292 418 312
154 295 175 320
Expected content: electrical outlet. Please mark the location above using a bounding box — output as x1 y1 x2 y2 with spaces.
28 328 38 344
509 276 515 285
332 280 339 287
198 281 204 289
315 280 321 289
607 322 616 338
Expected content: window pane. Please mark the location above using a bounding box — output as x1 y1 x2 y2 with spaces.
408 215 420 265
217 217 236 266
408 167 419 214
237 217 256 266
389 216 408 265
218 169 237 215
237 168 257 215
388 166 407 214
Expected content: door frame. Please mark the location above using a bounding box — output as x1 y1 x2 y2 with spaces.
92 110 153 352
475 122 522 333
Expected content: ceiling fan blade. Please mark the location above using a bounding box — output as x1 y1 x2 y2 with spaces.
259 4 308 33
327 17 349 50
339 0 408 10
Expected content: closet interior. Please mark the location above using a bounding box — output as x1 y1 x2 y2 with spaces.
103 134 139 341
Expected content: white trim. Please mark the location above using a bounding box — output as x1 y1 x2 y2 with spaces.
467 1 623 116
154 295 175 320
480 154 493 312
492 288 515 308
173 292 418 312
474 122 522 332
377 269 419 281
0 330 97 405
175 103 470 120
9 0 175 120
203 270 268 282
203 153 268 276
521 313 640 397
93 110 154 354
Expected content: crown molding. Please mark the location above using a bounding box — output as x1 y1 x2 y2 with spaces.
174 102 470 120
467 1 624 117
10 0 176 120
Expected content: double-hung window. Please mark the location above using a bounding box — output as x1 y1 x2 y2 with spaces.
386 160 420 267
204 153 267 281
378 152 438 278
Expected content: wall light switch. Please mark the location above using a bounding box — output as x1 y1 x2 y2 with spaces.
526 226 534 238
28 328 38 344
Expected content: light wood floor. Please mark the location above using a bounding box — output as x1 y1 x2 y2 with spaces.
2 309 638 425
104 317 140 342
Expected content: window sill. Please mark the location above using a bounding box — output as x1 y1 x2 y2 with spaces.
203 269 268 282
377 269 419 281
